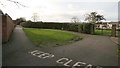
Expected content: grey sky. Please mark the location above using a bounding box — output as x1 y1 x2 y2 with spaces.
0 0 119 22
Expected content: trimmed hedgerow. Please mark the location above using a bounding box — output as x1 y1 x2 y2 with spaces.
21 22 94 34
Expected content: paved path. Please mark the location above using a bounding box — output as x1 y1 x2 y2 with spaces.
3 26 118 66
110 37 119 45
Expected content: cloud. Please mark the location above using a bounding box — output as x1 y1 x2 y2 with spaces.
0 0 118 22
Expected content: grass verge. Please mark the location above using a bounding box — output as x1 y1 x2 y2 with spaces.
23 28 82 47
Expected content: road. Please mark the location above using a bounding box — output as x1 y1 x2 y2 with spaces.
2 26 118 67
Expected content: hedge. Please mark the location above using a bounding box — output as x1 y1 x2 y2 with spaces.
21 22 94 34
83 23 93 34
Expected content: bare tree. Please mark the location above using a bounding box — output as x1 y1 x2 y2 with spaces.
71 16 79 23
70 16 80 32
31 13 39 22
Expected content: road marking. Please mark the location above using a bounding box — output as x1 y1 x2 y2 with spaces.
29 50 103 68
73 62 86 66
56 57 92 67
56 58 69 64
29 50 39 54
29 50 54 59
64 59 72 66
37 53 54 59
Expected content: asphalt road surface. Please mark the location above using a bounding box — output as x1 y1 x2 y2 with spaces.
2 26 118 67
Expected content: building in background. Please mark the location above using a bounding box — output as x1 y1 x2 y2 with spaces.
95 22 119 29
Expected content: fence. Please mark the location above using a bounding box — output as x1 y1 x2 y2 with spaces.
2 14 15 43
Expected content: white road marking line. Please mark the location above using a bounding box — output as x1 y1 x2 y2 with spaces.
56 58 69 64
85 64 92 68
28 50 39 54
37 53 54 59
29 50 54 59
64 59 72 66
73 62 86 66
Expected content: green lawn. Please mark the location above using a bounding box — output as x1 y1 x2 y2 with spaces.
95 29 112 36
23 28 82 47
95 29 120 36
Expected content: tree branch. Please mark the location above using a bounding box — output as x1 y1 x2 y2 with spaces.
0 1 6 7
7 0 27 8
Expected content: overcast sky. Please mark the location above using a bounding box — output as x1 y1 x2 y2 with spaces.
0 0 119 22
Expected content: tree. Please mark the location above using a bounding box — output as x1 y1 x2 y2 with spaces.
31 13 39 22
96 15 106 23
16 17 26 25
85 12 95 23
85 12 106 23
96 14 106 34
70 16 80 32
84 12 106 34
71 16 79 23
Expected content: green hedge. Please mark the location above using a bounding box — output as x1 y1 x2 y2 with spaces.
21 22 43 28
21 22 94 34
83 23 93 34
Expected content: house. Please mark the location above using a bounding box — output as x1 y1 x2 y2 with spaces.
95 22 119 29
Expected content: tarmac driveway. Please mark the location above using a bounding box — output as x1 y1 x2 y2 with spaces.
2 26 118 67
